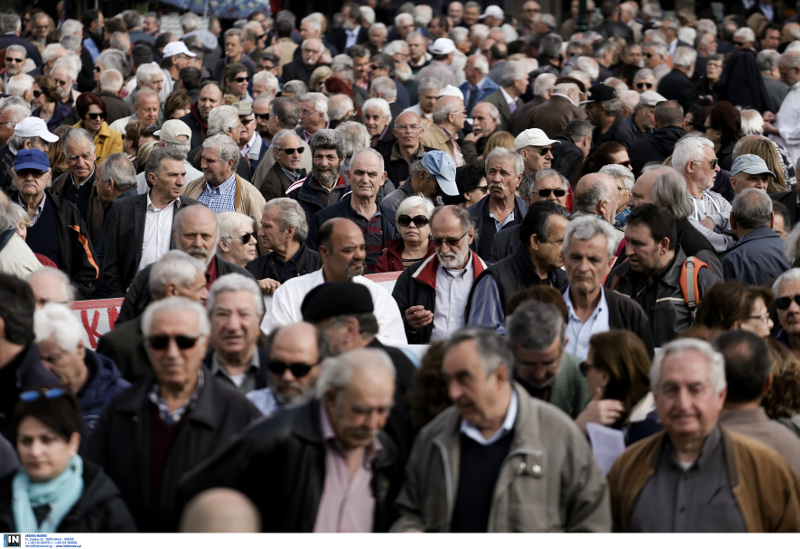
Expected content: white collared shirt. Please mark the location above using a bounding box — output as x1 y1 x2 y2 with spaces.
500 86 517 111
460 388 518 445
138 193 179 276
431 260 474 342
563 286 611 360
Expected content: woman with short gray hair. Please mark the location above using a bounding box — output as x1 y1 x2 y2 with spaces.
217 212 258 268
375 195 435 272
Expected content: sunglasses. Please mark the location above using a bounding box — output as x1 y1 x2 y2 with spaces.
432 230 468 247
635 82 653 89
278 146 305 155
538 147 552 156
398 215 429 227
240 232 257 244
6 58 23 64
694 158 719 169
474 185 489 193
537 188 567 197
776 295 800 310
33 90 42 98
268 359 317 378
233 76 249 83
255 112 270 120
733 41 746 46
148 334 201 350
644 53 655 58
20 387 66 402
86 112 106 120
93 66 102 73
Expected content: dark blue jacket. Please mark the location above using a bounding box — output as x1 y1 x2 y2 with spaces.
468 194 529 261
286 173 351 229
78 350 131 433
722 227 790 286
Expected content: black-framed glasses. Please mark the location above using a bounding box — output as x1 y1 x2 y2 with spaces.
537 188 567 197
148 334 201 350
20 387 66 402
538 147 552 156
474 185 489 193
277 146 304 155
6 57 23 64
398 215 429 227
233 76 249 83
775 295 800 310
268 359 318 378
240 232 257 244
255 112 270 120
579 362 591 377
644 53 654 58
432 230 468 247
694 158 718 169
86 112 106 120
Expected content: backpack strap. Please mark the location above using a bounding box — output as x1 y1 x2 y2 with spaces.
680 256 710 309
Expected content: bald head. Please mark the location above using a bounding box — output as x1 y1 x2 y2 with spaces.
318 218 366 281
394 110 421 127
627 169 662 209
179 488 261 532
175 205 219 265
575 172 619 224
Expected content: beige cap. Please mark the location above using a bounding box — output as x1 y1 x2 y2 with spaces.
154 119 192 144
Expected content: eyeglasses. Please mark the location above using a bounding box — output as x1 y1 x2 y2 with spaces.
644 53 655 58
148 334 201 350
20 387 66 402
86 112 106 120
432 230 468 247
694 158 719 169
92 66 102 73
474 185 489 193
257 34 266 41
635 82 653 89
747 311 771 323
300 109 319 117
775 295 800 310
268 359 318 378
33 90 42 98
733 41 746 47
233 76 249 83
239 232 257 244
537 188 567 197
255 112 270 120
6 57 23 64
277 146 305 155
398 215 429 227
538 147 552 156
579 362 592 377
240 117 255 124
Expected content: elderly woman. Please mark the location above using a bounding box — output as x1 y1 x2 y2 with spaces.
0 388 136 532
71 93 123 163
222 63 253 103
375 196 435 272
599 164 635 229
33 75 70 133
695 280 774 338
217 212 258 268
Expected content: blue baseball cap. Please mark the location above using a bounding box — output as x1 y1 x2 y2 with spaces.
420 150 458 196
14 149 51 172
731 154 775 178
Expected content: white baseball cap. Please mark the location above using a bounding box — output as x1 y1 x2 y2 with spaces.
428 38 456 55
14 118 58 143
514 128 559 149
438 85 464 100
638 90 667 107
480 6 504 20
163 41 196 58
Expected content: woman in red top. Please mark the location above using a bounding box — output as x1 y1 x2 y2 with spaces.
374 196 435 272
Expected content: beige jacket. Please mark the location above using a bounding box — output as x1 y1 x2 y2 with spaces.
182 174 267 224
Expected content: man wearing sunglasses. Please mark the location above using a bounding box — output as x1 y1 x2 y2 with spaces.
774 269 800 357
642 43 670 84
88 297 261 532
258 130 307 202
515 128 559 182
622 90 663 144
583 83 635 155
2 44 26 87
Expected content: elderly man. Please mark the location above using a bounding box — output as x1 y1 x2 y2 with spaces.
203 274 268 395
256 130 307 202
382 150 458 212
96 250 209 383
515 128 559 182
0 117 58 192
286 129 351 227
179 82 224 151
774 269 800 357
297 92 329 142
563 216 653 360
262 218 406 345
87 297 261 532
574 172 622 228
715 331 800 476
0 273 60 442
404 77 441 121
116 204 254 324
630 100 686 176
414 38 458 88
182 134 265 224
123 63 164 107
469 202 570 329
608 338 800 532
135 120 203 194
3 44 26 87
481 60 527 131
393 205 487 344
109 88 161 134
51 56 81 108
26 267 75 310
585 84 635 153
216 212 257 268
723 189 789 285
392 327 610 532
643 42 670 83
623 90 664 144
379 111 434 186
467 102 500 155
0 102 30 153
246 198 319 296
103 149 199 298
11 148 98 298
179 347 402 532
252 98 312 179
763 51 800 163
607 204 719 347
310 149 395 271
459 54 500 115
507 300 589 419
282 38 325 86
468 147 529 259
34 303 130 431
362 97 392 148
527 79 587 142
419 95 468 167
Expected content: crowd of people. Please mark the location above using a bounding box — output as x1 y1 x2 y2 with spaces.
2 0 800 534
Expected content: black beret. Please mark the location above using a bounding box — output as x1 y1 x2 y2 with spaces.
301 282 374 322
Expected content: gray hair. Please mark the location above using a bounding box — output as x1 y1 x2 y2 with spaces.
59 35 81 55
252 70 279 99
444 327 514 379
633 68 654 81
142 296 210 338
60 19 83 37
180 12 203 32
148 250 207 300
473 101 499 121
757 49 781 72
784 225 800 262
336 121 370 157
732 188 772 229
34 303 84 354
672 135 715 174
471 23 490 42
507 301 566 354
500 60 528 88
6 74 33 98
530 169 570 197
651 338 726 394
315 348 395 399
362 97 391 120
539 33 563 59
202 134 242 171
599 164 635 192
781 50 800 71
282 80 309 98
370 76 397 101
133 87 160 108
62 127 93 156
136 63 162 87
99 68 124 93
485 147 524 178
533 73 557 97
264 197 309 242
122 10 142 30
310 128 345 160
301 92 329 122
469 53 490 75
26 267 75 304
740 110 764 136
733 26 756 43
563 215 620 257
101 153 137 193
218 211 256 241
430 204 475 232
575 173 614 212
6 44 25 59
575 56 600 81
652 166 693 218
97 49 128 77
206 272 264 317
645 42 668 59
773 267 800 293
270 129 295 151
450 27 468 44
2 14 21 34
349 147 384 177
673 46 697 69
301 15 322 35
208 105 241 136
42 44 66 65
145 148 186 182
396 195 435 226
369 22 388 37
109 33 131 58
328 94 355 122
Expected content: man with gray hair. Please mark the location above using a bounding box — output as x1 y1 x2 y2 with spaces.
123 63 165 108
480 60 527 131
0 117 57 193
178 346 403 532
574 172 622 227
0 14 43 66
758 49 789 111
507 300 589 419
657 46 712 113
3 44 26 87
459 53 499 115
135 119 203 193
608 338 800 532
0 102 30 149
420 95 468 167
256 129 308 202
327 94 355 127
508 72 556 137
298 92 329 141
722 188 789 284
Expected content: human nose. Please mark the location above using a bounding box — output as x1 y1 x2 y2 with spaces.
447 379 463 402
199 287 209 302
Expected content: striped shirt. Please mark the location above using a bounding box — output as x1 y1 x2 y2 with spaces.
198 173 237 214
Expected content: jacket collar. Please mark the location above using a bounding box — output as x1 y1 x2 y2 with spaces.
732 226 781 248
412 250 486 289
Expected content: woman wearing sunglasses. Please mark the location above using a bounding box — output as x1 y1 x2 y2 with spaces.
375 196 435 273
0 388 137 532
32 75 70 133
71 93 122 163
217 212 259 268
222 63 253 103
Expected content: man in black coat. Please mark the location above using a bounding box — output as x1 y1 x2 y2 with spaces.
629 100 687 176
177 347 403 532
552 119 592 185
179 82 224 151
282 38 326 86
656 47 713 114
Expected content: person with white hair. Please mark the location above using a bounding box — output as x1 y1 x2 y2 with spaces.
51 55 81 108
508 72 556 137
6 73 34 102
479 60 527 131
123 63 165 107
608 337 800 532
2 44 26 87
251 70 279 100
34 303 130 432
656 46 712 113
217 212 258 268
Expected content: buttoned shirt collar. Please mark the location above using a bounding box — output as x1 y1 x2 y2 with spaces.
242 130 258 157
460 387 517 445
147 369 205 425
17 192 46 227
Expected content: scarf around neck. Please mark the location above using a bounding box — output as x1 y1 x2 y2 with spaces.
12 454 84 533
